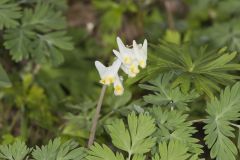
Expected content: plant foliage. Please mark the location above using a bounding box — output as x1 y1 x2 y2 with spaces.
0 0 21 29
0 141 30 160
0 138 86 160
204 82 240 160
149 107 203 156
87 113 156 160
153 140 198 160
32 138 86 160
3 2 73 65
140 73 199 110
2 0 240 160
139 42 240 98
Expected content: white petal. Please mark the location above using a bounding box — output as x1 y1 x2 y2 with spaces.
111 58 122 75
113 49 123 61
117 37 126 53
143 39 148 57
95 61 106 78
133 40 139 53
117 37 133 56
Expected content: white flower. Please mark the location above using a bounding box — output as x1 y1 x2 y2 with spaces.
114 75 124 96
95 37 148 96
113 37 134 65
95 59 121 85
133 39 148 68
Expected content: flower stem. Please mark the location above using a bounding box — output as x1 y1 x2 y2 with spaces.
88 85 107 147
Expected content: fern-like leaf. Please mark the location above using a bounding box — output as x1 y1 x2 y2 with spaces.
149 107 203 156
140 73 199 110
86 143 124 160
204 82 240 160
139 42 240 98
88 113 156 159
22 3 66 31
108 112 156 155
32 138 86 160
4 3 73 65
0 0 21 29
4 27 35 61
153 140 190 160
0 141 30 160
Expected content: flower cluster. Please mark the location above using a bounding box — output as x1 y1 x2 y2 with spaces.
95 37 148 96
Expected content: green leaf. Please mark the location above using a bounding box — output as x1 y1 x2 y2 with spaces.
4 27 35 61
107 119 131 152
107 113 156 155
33 31 73 65
140 73 199 110
3 3 72 65
132 155 145 160
0 64 11 87
140 42 240 98
204 82 240 160
153 140 190 160
0 0 21 29
149 107 203 156
32 138 86 160
87 143 124 160
22 3 66 31
198 19 240 52
0 141 30 160
88 113 156 159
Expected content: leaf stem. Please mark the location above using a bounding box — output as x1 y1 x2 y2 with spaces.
88 85 107 147
127 152 132 160
230 123 240 129
191 119 207 123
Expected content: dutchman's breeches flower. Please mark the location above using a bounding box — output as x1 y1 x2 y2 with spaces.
113 37 135 65
95 59 121 85
133 39 148 69
95 37 148 96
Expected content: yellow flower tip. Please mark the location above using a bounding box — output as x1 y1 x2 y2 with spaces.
100 76 115 85
100 79 105 84
114 85 124 96
130 64 139 74
139 60 146 68
108 76 115 84
123 56 132 64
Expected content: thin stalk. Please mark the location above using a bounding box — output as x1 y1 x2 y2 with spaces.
163 0 175 30
9 111 20 132
230 123 240 129
127 152 132 160
88 85 107 147
191 119 207 123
